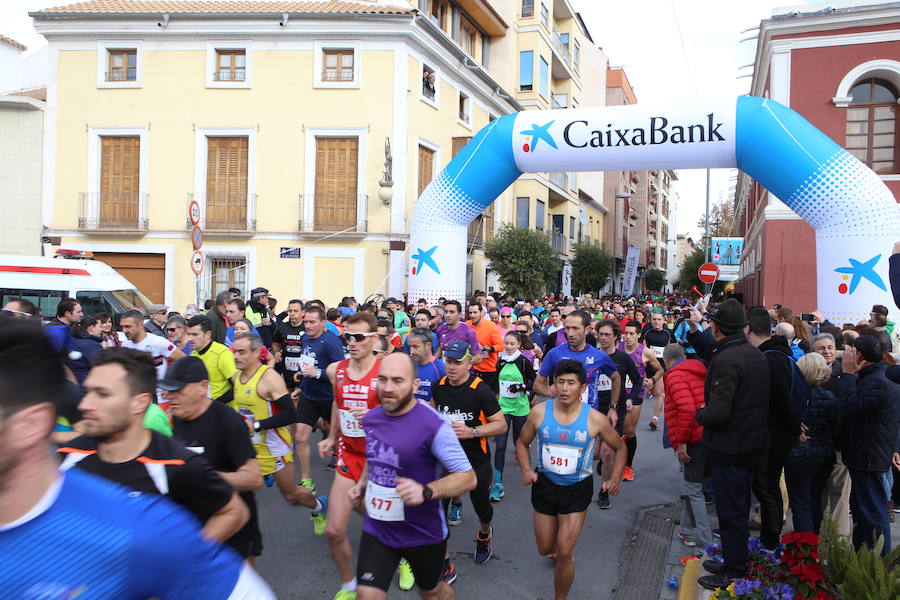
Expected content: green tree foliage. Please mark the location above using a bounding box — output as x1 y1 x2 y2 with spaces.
485 224 562 299
644 267 666 292
696 199 737 238
570 243 611 296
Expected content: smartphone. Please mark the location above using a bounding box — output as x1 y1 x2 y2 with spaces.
800 313 815 322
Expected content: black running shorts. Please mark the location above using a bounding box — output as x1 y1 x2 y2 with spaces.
531 471 593 516
356 531 447 592
296 397 332 428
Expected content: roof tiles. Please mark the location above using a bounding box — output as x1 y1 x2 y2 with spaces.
35 1 415 16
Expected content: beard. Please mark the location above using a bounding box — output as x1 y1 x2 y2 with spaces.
379 390 416 415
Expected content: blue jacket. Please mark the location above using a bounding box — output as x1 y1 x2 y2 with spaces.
71 333 103 385
785 386 837 466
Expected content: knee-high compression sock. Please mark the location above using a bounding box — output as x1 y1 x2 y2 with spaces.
626 436 637 468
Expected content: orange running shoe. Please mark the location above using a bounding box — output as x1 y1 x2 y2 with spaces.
623 466 634 481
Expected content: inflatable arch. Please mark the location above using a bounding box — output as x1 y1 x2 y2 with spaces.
408 96 900 321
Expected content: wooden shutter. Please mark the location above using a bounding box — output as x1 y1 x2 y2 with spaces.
100 136 140 227
206 137 248 229
314 137 358 230
418 145 434 197
452 136 471 158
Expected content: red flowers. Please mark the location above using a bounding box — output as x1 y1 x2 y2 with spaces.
777 532 835 600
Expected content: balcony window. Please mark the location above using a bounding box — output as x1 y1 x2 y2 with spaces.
458 91 471 124
569 216 575 239
314 137 360 231
206 137 249 230
107 49 136 82
422 63 437 103
323 49 354 82
214 49 246 82
540 2 549 29
552 93 567 109
429 0 448 30
521 0 534 17
536 199 546 230
519 51 534 91
846 78 898 174
539 56 549 99
573 40 581 72
516 197 530 229
460 17 477 57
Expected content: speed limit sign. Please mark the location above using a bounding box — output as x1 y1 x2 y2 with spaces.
191 250 203 275
189 200 201 226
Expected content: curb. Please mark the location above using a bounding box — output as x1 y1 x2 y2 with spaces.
677 557 701 600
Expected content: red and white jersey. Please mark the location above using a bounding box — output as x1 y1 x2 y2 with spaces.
333 358 381 455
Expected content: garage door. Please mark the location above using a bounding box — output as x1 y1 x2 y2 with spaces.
93 252 165 304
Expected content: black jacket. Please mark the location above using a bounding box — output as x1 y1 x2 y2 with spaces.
784 387 837 467
695 333 770 465
758 336 802 455
686 327 716 364
205 308 229 345
838 362 900 471
144 319 166 339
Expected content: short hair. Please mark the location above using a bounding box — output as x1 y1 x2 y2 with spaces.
166 315 188 329
549 307 561 315
344 311 377 332
416 308 432 319
288 298 303 307
747 306 773 337
120 309 145 324
870 313 887 328
596 319 620 337
308 299 326 309
775 307 793 322
663 343 685 364
187 314 212 332
467 302 484 312
0 320 66 416
418 298 427 304
326 308 342 322
56 298 80 318
204 299 215 310
430 305 444 319
796 352 831 387
226 297 246 312
227 287 242 297
553 359 587 385
215 290 233 307
518 311 534 321
443 300 462 313
854 335 883 363
342 296 355 307
377 319 394 334
234 332 262 351
812 332 835 347
488 307 499 316
821 326 844 350
872 304 889 317
304 306 326 321
565 310 591 328
407 327 432 347
624 319 640 332
774 322 795 339
90 347 158 398
8 298 38 317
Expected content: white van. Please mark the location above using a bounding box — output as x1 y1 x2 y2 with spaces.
0 250 154 320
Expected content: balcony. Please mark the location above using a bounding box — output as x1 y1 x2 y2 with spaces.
551 230 567 254
550 30 573 79
299 194 367 234
188 192 256 235
551 93 568 110
78 192 148 233
549 171 568 189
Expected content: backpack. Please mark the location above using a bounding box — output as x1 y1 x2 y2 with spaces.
763 349 810 414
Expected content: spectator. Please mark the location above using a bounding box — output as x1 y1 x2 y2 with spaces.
662 343 710 549
144 304 169 338
70 316 104 385
784 352 837 533
165 314 192 355
94 312 121 348
774 322 805 361
245 287 274 347
868 313 892 355
183 303 201 319
1 297 39 320
839 335 900 555
206 290 231 344
788 315 813 353
53 298 83 328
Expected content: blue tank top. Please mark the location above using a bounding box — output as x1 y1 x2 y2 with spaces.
537 399 595 486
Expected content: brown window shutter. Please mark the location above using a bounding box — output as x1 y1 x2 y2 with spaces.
314 137 358 230
206 137 248 228
418 145 434 197
99 136 139 227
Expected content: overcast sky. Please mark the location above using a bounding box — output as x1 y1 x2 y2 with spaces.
2 0 820 238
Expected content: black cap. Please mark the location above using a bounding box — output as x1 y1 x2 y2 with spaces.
158 356 209 390
250 287 269 299
707 298 747 330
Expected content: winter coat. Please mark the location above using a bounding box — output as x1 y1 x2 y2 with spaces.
205 308 229 345
838 362 900 471
758 336 803 456
785 386 837 466
663 359 708 447
71 333 103 385
695 333 771 465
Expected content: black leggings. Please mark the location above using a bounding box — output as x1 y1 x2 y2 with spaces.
494 414 527 473
444 459 494 525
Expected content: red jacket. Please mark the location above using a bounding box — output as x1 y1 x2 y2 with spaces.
663 359 708 448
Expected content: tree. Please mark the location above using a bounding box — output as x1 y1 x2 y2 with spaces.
644 267 665 292
570 243 612 296
677 246 726 294
696 199 737 238
484 224 562 299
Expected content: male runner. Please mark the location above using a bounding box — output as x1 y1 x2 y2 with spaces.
432 341 507 564
58 348 248 543
294 305 346 492
120 309 185 405
618 320 661 480
516 359 626 600
435 301 481 366
317 312 395 600
408 327 446 404
0 320 275 599
165 356 265 563
640 311 672 430
465 303 504 393
231 333 328 534
187 314 237 403
273 299 306 389
349 352 476 600
595 319 643 508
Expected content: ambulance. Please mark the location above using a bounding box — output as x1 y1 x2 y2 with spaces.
0 249 154 320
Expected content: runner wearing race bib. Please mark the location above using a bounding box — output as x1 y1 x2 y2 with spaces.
516 359 626 600
639 312 672 432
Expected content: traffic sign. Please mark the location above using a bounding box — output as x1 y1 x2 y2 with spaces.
190 250 203 275
191 226 203 250
698 262 720 284
189 200 201 226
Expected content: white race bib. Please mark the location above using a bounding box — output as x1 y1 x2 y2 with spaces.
284 356 302 372
499 380 519 398
299 355 316 370
365 481 405 521
624 376 633 391
339 408 365 438
580 388 589 404
541 443 580 475
597 375 612 392
651 346 665 358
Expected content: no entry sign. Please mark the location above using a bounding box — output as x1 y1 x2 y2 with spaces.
698 262 720 284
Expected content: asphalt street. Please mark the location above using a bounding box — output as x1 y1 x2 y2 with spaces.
254 410 682 600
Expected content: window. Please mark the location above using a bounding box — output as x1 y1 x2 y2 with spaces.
429 0 448 29
516 197 530 229
452 136 471 158
539 56 549 99
573 40 581 72
418 145 435 197
107 49 136 82
846 78 898 174
206 137 249 230
458 91 470 124
210 257 247 298
314 137 359 231
422 64 437 101
540 2 549 28
536 199 546 230
552 93 567 109
323 49 354 82
519 51 534 91
569 216 575 239
99 136 141 228
521 0 534 17
460 17 477 57
0 288 66 319
214 49 246 82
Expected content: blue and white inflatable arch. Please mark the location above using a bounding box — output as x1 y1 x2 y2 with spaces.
409 96 900 321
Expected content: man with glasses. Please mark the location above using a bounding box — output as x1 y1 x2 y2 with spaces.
165 315 192 355
144 304 169 338
1 298 38 320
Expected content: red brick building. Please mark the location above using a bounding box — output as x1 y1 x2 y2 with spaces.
735 2 900 310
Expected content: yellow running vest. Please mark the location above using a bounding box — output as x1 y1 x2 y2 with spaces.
231 365 291 459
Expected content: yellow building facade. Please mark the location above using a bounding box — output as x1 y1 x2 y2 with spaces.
33 0 606 307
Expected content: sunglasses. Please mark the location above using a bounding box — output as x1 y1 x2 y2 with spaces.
1 309 30 317
166 327 179 332
344 332 378 342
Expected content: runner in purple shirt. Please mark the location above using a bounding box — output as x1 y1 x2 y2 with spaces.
435 300 482 368
350 353 475 599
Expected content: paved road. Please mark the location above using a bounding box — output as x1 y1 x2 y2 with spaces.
255 415 682 600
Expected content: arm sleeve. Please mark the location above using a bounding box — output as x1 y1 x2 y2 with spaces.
257 393 297 430
215 387 234 404
695 362 737 428
686 329 714 362
467 328 481 352
430 420 473 474
838 373 879 416
538 351 555 377
490 326 504 351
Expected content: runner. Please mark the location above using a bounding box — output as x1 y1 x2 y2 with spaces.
640 311 673 430
435 300 481 366
432 340 507 565
408 327 446 404
618 320 661 480
186 314 238 403
515 359 626 600
272 299 306 389
465 302 504 393
349 352 476 600
58 348 249 543
0 320 275 599
231 333 329 534
595 319 643 508
294 305 346 493
491 330 536 502
165 356 265 563
119 309 185 407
